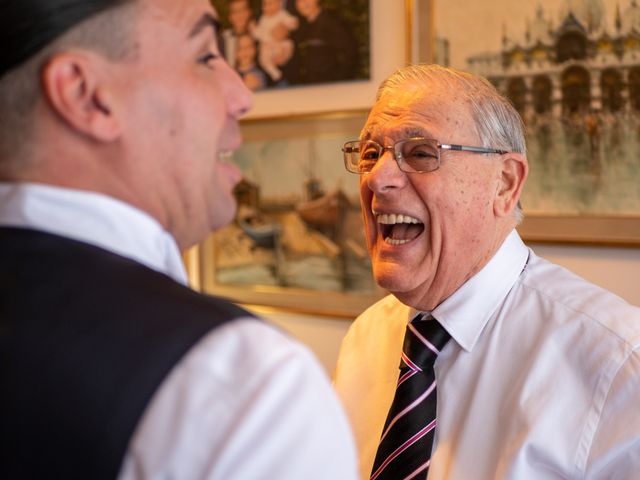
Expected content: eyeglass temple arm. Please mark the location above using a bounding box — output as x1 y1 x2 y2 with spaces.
441 144 508 154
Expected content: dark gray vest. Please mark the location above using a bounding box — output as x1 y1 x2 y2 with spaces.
0 227 253 479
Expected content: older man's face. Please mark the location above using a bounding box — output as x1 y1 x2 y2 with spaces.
359 83 504 310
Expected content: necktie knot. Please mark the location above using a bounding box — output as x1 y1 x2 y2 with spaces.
401 314 451 372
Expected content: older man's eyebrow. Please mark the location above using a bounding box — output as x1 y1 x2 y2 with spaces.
403 127 429 138
189 13 220 38
360 127 431 141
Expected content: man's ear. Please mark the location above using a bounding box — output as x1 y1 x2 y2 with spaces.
41 52 121 142
494 152 528 218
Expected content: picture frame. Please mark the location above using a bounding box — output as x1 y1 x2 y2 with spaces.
423 0 640 246
211 0 407 119
197 111 386 317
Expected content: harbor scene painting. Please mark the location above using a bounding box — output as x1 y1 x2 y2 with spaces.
435 0 640 216
210 115 376 296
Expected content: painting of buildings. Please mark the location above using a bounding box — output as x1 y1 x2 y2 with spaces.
436 0 640 215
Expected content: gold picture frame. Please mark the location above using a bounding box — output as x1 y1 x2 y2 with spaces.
213 1 408 120
422 0 640 246
196 111 386 318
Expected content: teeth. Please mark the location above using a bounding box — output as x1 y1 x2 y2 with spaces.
376 213 422 225
385 238 410 245
373 212 424 246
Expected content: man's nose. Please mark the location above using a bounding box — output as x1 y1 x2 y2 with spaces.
224 62 253 118
364 149 407 193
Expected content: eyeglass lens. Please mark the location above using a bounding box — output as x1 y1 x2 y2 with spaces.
397 139 440 172
347 139 441 173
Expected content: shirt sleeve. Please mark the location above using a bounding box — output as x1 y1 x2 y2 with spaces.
118 317 358 480
584 348 640 479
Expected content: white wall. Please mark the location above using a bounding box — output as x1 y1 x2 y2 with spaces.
250 244 640 375
530 243 640 305
253 307 351 376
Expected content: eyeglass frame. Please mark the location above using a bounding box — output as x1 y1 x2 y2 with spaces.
342 137 509 174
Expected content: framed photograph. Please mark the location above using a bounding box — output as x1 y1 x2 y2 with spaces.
197 111 387 317
210 0 407 118
423 0 640 245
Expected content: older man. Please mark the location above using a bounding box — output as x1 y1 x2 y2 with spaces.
0 0 357 478
334 64 640 479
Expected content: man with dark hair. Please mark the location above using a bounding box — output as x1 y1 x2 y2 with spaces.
284 0 357 85
0 1 358 478
334 64 640 479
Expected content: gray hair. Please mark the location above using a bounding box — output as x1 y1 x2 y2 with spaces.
376 63 526 223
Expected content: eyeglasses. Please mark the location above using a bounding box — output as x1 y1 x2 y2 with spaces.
342 137 509 174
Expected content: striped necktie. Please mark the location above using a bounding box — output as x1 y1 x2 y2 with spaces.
370 314 451 480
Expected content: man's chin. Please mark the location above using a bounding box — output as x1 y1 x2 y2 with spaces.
373 266 413 293
374 267 434 307
209 202 237 232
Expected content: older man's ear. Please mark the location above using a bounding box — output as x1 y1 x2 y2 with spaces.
41 52 121 142
494 152 528 218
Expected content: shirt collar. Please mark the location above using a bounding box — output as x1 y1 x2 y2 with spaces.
430 230 529 352
0 182 188 285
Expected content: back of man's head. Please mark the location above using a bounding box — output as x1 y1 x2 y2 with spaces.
0 0 136 176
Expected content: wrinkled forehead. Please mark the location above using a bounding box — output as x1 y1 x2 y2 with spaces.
361 83 477 142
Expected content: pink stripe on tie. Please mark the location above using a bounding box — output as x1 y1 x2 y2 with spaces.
408 322 440 355
377 380 436 444
397 369 417 387
370 419 437 480
403 460 431 480
402 352 422 372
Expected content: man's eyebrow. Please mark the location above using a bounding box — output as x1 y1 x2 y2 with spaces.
189 13 220 38
404 127 428 138
360 127 431 141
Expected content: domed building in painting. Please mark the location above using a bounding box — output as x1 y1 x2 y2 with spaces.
466 0 640 120
455 1 640 215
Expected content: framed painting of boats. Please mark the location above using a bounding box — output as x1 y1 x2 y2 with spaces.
426 0 640 245
197 111 386 318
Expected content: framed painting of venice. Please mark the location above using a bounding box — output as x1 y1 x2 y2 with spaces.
429 0 640 245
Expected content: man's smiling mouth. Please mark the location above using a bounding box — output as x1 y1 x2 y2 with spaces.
376 213 425 245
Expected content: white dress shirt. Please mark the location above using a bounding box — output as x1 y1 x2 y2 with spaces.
334 230 640 479
0 182 358 479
